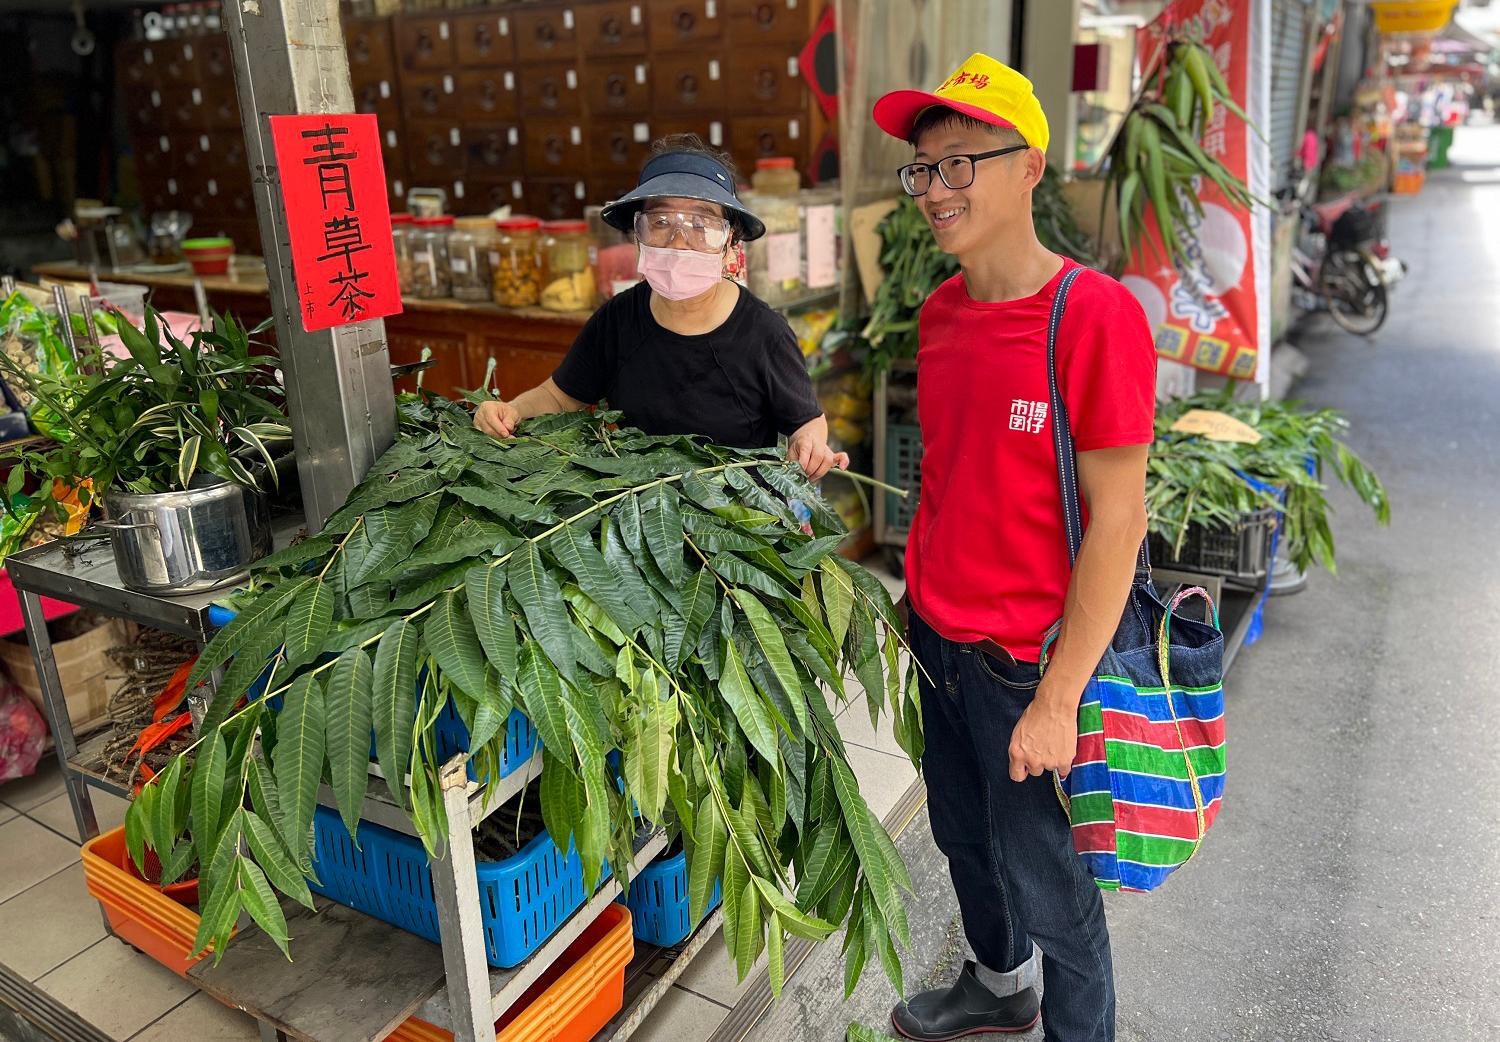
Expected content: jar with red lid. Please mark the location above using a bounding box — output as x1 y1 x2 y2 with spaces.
752 156 801 196
539 219 597 312
410 215 454 298
391 213 415 296
492 216 543 308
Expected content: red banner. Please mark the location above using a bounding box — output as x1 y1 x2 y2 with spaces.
269 114 402 333
1122 0 1269 382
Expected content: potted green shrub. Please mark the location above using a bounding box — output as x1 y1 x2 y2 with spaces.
0 309 292 594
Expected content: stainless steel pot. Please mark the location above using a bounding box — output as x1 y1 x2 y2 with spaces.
101 480 271 595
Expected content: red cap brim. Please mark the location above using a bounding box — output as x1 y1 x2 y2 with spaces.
872 89 1019 142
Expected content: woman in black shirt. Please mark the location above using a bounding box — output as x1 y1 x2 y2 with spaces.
474 136 848 480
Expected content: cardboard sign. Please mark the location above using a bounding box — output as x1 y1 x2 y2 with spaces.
269 114 402 333
1123 0 1271 382
1169 408 1263 444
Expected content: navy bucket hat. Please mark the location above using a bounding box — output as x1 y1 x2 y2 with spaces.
599 151 766 242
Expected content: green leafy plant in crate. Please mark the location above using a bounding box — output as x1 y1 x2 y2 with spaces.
125 396 922 998
1149 393 1390 573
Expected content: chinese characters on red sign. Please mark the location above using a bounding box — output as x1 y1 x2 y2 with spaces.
268 114 402 333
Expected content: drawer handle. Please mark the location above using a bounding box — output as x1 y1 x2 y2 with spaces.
537 21 557 44
677 72 699 102
606 74 627 101
755 67 777 97
602 15 622 43
541 80 560 106
480 80 498 109
609 136 630 163
675 10 696 33
545 136 565 164
479 135 504 165
421 86 441 113
755 2 775 27
416 30 433 57
757 131 776 153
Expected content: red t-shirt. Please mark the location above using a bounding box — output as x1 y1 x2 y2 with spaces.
904 258 1157 661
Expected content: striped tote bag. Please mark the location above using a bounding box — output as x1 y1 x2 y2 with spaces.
1044 267 1227 892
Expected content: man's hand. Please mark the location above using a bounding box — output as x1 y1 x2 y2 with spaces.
788 431 850 481
1008 678 1081 782
475 399 522 439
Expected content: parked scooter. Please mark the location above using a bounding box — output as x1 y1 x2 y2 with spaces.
1285 178 1406 336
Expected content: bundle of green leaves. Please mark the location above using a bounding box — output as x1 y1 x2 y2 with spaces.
125 398 921 998
0 309 291 524
1149 393 1390 573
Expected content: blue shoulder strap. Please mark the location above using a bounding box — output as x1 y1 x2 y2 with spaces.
1045 265 1151 581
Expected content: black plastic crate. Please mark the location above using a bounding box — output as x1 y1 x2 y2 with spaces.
1148 506 1279 581
883 422 922 535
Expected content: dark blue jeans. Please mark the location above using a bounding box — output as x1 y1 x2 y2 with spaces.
911 611 1115 1042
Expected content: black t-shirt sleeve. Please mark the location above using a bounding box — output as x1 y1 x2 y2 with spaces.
551 302 617 405
760 312 823 435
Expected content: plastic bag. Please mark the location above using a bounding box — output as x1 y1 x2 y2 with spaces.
0 291 77 437
0 684 47 782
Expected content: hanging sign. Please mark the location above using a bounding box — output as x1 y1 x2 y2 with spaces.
1122 0 1270 382
269 114 402 333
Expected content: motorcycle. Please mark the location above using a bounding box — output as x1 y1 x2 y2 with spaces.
1289 186 1406 337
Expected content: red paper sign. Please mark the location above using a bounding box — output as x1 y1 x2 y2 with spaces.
1122 0 1269 382
269 114 402 333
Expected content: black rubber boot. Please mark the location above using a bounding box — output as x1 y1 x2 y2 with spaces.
890 961 1041 1041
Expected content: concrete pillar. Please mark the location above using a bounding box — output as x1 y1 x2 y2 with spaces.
1022 0 1082 170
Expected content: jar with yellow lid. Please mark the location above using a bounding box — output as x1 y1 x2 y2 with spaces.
539 220 597 312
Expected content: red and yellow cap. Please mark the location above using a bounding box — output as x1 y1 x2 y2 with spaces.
873 52 1049 155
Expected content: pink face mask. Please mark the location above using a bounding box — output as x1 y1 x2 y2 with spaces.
637 243 725 301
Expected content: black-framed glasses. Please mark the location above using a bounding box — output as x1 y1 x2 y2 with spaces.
897 145 1029 197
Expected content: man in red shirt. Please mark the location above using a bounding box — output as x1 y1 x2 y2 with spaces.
874 55 1156 1042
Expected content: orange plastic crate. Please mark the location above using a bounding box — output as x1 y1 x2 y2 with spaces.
391 905 634 1042
1393 171 1425 195
81 826 227 978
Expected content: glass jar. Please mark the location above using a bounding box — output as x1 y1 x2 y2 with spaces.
410 215 453 298
539 220 597 312
587 205 639 301
491 216 543 308
741 189 804 307
391 213 415 296
752 157 801 196
798 185 841 291
449 216 495 302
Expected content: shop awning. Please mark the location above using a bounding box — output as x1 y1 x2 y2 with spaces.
1370 0 1460 37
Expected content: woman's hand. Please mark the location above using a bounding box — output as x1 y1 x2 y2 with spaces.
788 427 850 481
475 399 522 439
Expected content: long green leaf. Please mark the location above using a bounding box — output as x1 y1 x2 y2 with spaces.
190 731 228 871
830 758 909 945
425 589 489 700
189 576 310 692
326 648 374 840
550 525 647 635
664 570 716 671
372 618 420 811
465 564 517 678
243 809 315 911
821 559 854 650
273 673 326 857
508 542 576 682
191 869 241 960
516 640 572 756
689 795 726 925
720 639 780 766
238 858 292 960
735 593 809 735
284 578 335 669
641 485 686 585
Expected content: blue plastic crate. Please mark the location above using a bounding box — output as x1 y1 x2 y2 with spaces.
307 808 610 969
624 848 721 947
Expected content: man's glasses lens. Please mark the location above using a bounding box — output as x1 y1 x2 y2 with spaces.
899 156 976 197
635 211 730 252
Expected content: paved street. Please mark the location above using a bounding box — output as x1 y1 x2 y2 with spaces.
1106 123 1500 1041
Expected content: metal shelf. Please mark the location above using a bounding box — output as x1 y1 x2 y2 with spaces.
317 748 544 836
416 828 669 1031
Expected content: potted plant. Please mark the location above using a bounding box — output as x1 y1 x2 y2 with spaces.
0 309 292 594
1147 393 1390 578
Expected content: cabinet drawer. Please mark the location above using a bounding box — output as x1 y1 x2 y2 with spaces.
353 77 403 130
197 36 237 83
177 131 250 191
513 6 579 64
406 121 467 181
518 63 582 117
726 47 805 114
583 59 651 116
463 176 528 215
525 178 588 220
456 69 519 122
590 123 652 184
159 85 211 132
118 40 161 89
343 18 397 81
647 0 722 51
725 0 805 46
576 1 647 57
396 16 456 70
653 117 727 152
195 83 242 130
387 331 468 398
402 72 462 121
482 344 572 400
729 114 808 171
465 123 524 177
453 10 517 66
523 119 589 178
123 87 162 135
651 53 726 116
160 39 203 85
133 133 175 181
